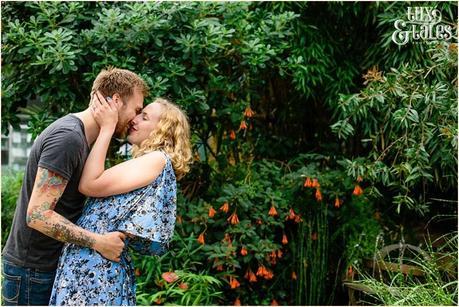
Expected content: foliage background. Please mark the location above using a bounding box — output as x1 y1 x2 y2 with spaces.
1 1 457 305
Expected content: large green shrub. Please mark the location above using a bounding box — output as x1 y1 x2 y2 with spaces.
1 171 23 247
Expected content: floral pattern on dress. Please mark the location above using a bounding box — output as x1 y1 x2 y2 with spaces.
49 150 177 306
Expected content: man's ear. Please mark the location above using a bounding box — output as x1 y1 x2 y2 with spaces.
112 93 123 111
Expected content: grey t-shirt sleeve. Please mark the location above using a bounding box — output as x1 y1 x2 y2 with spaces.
38 129 84 181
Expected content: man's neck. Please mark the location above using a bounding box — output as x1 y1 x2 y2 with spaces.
72 109 100 146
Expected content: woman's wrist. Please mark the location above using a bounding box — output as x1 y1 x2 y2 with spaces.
99 125 116 135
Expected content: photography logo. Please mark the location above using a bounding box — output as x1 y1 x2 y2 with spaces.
392 7 453 46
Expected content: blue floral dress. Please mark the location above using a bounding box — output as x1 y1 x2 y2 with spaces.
49 150 177 306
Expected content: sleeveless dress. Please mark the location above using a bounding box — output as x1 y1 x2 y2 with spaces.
49 150 177 306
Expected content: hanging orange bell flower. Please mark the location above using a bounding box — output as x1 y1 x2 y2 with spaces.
315 188 323 202
234 297 241 306
287 208 296 220
240 247 248 256
277 249 283 258
264 268 274 280
271 299 279 306
357 175 363 182
216 264 223 271
270 251 277 259
294 214 303 223
239 120 248 130
291 271 297 280
304 177 312 187
244 106 254 118
249 271 257 282
256 264 266 276
334 197 341 208
282 234 288 245
256 219 263 225
208 206 216 218
311 232 318 241
197 233 205 245
353 184 364 196
311 178 319 188
268 205 278 216
227 211 240 225
220 202 229 213
229 130 236 140
347 266 354 279
229 276 240 289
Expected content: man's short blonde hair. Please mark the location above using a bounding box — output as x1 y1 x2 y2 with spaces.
91 67 149 104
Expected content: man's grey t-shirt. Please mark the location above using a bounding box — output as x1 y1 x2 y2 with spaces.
2 114 90 271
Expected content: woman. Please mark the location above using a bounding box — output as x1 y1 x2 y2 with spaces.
49 93 192 305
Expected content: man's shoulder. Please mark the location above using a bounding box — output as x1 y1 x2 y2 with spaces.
39 115 85 142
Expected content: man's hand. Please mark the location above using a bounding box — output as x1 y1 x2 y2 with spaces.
94 231 127 262
90 91 120 131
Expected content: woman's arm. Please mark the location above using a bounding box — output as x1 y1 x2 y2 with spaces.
78 92 166 197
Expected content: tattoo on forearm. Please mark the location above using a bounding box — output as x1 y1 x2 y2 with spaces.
28 168 95 248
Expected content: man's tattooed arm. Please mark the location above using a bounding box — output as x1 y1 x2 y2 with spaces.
26 167 97 248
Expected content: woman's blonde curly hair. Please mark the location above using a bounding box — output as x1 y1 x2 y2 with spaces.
131 98 192 181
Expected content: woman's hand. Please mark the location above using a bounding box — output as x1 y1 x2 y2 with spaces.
90 91 120 132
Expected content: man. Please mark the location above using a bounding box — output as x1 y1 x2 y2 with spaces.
1 67 149 305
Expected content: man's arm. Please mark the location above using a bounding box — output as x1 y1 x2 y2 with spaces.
26 167 126 262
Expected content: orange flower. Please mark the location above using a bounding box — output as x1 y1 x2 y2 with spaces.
239 120 248 130
244 106 254 118
216 264 223 271
208 206 216 218
197 233 205 245
264 267 274 280
271 299 279 306
256 264 266 276
287 208 296 220
353 184 363 196
249 271 257 282
294 214 303 223
220 202 229 213
357 175 363 182
291 271 297 280
240 247 248 256
334 197 341 208
256 219 263 225
304 177 312 187
277 249 283 258
234 297 241 306
311 232 318 241
282 234 288 245
135 268 141 277
311 178 319 188
229 130 236 140
227 211 240 225
315 188 323 202
178 282 188 290
268 205 278 216
347 266 354 279
162 271 179 283
229 276 240 289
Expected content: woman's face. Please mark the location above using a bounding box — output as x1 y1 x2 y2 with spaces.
127 102 163 145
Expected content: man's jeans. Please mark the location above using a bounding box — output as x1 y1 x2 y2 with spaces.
1 259 56 306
